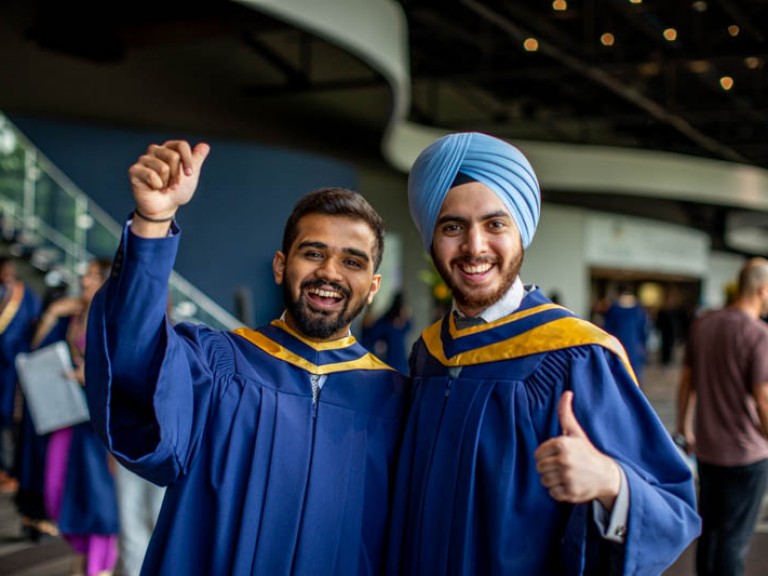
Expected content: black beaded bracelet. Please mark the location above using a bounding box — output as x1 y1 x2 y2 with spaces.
133 209 176 223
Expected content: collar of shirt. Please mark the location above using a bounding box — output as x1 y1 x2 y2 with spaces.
451 276 530 324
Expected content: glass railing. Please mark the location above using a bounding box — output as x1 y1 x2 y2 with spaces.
0 112 241 331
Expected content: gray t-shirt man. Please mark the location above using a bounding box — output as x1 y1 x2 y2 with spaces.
685 306 768 466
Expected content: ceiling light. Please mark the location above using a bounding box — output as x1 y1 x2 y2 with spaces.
600 33 615 47
638 62 661 77
628 0 642 4
744 56 761 69
692 1 707 12
689 60 710 73
663 28 678 42
719 76 734 90
727 25 740 37
523 38 539 52
552 0 567 11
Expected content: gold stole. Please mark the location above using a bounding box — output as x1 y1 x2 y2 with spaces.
422 307 638 385
0 282 25 335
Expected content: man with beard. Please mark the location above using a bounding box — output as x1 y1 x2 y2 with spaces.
84 140 409 575
386 132 700 575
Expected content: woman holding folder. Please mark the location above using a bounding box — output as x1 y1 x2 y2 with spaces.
33 259 119 576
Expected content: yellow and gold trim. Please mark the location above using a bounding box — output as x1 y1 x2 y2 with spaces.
0 283 25 335
423 315 637 384
447 303 564 337
233 326 395 374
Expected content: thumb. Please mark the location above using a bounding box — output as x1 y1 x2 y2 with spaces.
558 391 586 438
191 142 211 171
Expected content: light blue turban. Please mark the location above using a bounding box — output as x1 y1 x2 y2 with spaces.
408 132 541 250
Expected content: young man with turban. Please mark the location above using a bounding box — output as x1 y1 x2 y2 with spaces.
387 132 701 575
84 140 409 575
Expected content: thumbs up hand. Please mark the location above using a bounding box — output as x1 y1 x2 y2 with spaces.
534 391 622 510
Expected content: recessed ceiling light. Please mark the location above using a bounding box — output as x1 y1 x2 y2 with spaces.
692 1 708 12
600 33 615 47
744 56 761 69
638 62 661 76
727 25 740 37
689 60 710 74
663 28 678 42
720 76 734 90
523 38 539 52
552 0 567 11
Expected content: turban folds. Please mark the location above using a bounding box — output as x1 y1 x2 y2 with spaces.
408 132 541 250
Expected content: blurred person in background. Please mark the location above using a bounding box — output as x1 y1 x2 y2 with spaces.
603 284 650 385
677 257 768 576
35 259 119 576
14 280 69 541
360 291 412 374
0 256 41 493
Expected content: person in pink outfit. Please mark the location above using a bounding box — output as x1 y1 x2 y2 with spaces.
35 259 119 576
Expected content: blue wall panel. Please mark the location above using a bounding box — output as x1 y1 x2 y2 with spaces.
8 115 358 327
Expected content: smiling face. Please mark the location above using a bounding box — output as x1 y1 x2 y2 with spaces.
431 181 524 317
273 213 382 341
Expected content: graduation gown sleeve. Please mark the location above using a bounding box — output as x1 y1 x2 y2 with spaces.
562 347 700 575
85 223 213 485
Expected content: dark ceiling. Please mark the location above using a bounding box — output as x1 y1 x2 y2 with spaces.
1 0 767 252
405 0 768 167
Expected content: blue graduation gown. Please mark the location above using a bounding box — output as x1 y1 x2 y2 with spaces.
85 225 409 576
387 290 700 575
603 302 649 381
0 283 41 426
58 421 120 535
364 317 412 375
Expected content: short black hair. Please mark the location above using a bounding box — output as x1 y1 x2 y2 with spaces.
281 187 385 271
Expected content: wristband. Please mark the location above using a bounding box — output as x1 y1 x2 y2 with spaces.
133 209 176 223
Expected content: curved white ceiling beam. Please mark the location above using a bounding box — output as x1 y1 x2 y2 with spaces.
239 0 768 214
238 0 410 155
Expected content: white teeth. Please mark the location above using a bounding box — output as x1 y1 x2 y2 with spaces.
462 263 492 274
309 288 342 299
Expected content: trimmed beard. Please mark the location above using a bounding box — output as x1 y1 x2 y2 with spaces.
283 279 367 340
433 250 523 313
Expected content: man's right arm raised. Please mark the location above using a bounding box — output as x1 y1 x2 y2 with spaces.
84 141 210 484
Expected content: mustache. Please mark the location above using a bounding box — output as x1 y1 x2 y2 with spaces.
300 279 351 299
451 256 497 266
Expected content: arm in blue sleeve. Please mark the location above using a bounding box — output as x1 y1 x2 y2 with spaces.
86 221 198 484
105 223 179 394
567 349 701 575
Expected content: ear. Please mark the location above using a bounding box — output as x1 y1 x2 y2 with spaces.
366 273 382 305
273 251 286 285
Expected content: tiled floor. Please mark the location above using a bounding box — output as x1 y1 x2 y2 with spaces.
1 354 767 575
